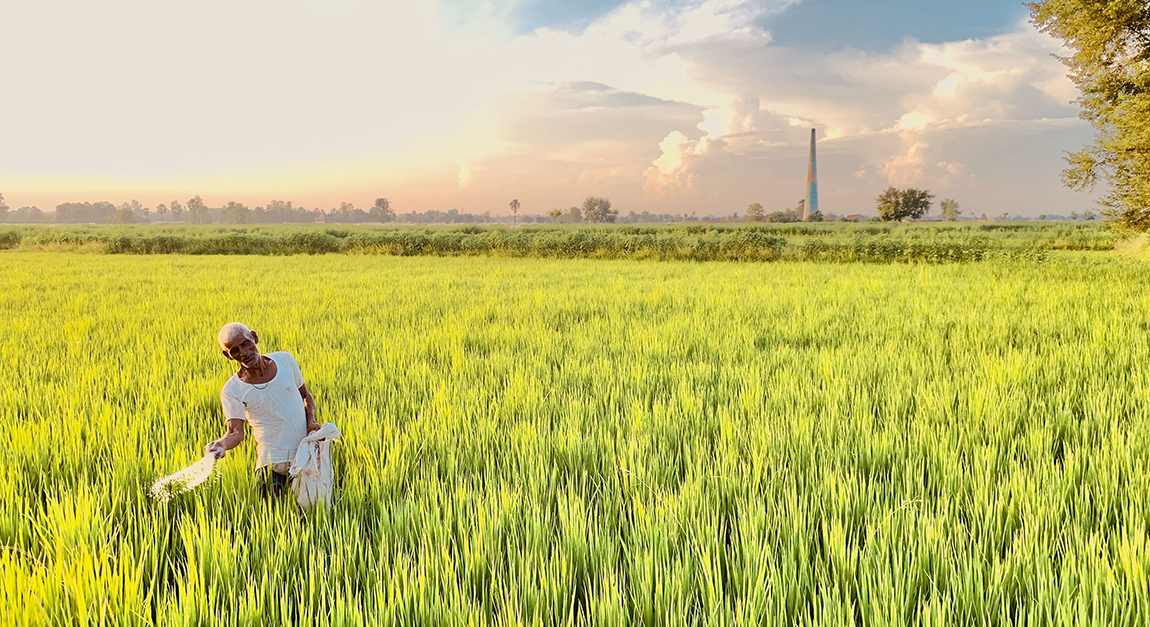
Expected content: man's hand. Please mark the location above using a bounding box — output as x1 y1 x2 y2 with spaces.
205 441 227 459
207 420 245 459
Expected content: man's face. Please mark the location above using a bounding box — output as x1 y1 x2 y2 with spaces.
221 332 261 369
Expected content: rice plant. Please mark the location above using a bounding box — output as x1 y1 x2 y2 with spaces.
1 250 1148 625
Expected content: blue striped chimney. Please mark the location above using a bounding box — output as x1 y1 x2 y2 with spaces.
804 128 818 221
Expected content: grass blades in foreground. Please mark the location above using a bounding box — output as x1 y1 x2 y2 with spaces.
1 252 1149 625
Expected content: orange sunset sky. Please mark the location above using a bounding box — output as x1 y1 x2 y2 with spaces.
1 0 1099 217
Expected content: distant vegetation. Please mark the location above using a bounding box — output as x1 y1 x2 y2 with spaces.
743 201 811 223
0 191 1114 229
0 194 681 226
0 222 1117 263
0 197 398 225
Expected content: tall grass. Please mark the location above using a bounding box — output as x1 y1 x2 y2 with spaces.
2 252 1149 625
0 222 1118 262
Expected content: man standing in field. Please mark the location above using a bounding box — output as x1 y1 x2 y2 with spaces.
206 322 320 495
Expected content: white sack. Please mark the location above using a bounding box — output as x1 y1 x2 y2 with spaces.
289 422 340 510
150 453 218 501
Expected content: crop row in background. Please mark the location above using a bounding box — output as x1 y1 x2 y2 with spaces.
0 222 1117 262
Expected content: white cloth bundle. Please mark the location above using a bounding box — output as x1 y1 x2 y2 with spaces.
289 422 340 510
150 453 218 501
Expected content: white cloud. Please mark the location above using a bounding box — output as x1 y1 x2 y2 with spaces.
0 0 1096 216
880 142 930 186
888 27 1077 134
644 131 703 198
876 141 970 188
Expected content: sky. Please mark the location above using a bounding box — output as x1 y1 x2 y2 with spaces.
0 0 1098 217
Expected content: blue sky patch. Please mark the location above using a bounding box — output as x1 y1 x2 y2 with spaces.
764 0 1031 50
502 0 1030 50
512 0 631 33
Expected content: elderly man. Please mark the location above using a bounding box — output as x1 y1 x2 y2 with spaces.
207 322 319 495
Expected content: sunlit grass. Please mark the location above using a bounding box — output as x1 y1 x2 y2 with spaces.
2 251 1149 625
0 222 1118 261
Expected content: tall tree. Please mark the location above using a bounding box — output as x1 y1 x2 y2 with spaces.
941 199 961 221
170 200 184 221
265 200 296 222
223 201 251 224
1029 1 1150 230
547 209 563 223
582 196 617 223
767 209 801 223
11 207 44 223
56 201 116 223
187 196 211 224
116 200 149 222
0 193 7 223
370 198 394 223
509 199 520 226
113 205 141 224
876 187 935 222
746 202 765 222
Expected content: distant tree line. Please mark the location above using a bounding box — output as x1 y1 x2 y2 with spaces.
398 209 504 224
0 194 643 225
0 196 399 225
0 189 1104 226
743 200 824 223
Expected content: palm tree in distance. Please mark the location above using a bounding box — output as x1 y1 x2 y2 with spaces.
510 199 520 227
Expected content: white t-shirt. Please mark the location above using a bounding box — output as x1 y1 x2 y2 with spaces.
220 351 308 470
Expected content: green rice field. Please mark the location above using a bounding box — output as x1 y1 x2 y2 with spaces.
3 250 1150 625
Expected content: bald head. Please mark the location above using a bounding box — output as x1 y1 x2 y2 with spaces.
217 322 253 349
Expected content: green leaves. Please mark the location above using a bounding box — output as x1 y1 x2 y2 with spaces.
1029 0 1150 231
581 197 617 224
1 245 1146 624
876 187 936 223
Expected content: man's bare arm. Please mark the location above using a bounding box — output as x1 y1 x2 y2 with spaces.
206 419 245 458
300 383 319 433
